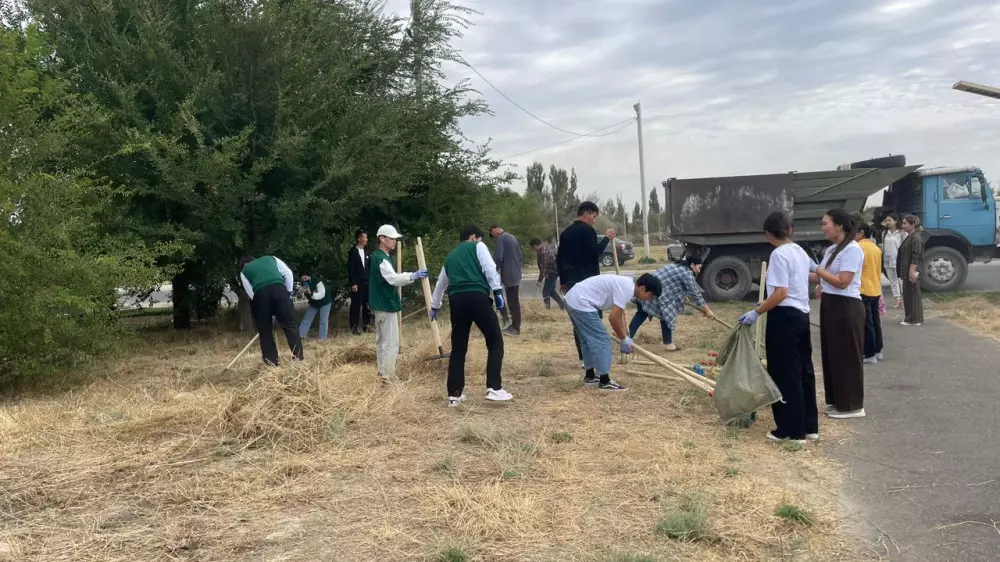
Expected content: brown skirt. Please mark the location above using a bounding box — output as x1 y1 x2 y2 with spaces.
820 293 865 412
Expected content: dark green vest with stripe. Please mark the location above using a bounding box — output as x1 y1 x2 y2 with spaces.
369 249 402 312
445 241 490 297
305 276 332 308
241 256 284 292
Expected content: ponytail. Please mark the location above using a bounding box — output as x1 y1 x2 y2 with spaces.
824 208 858 267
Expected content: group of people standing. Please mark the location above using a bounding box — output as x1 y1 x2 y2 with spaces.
735 208 926 444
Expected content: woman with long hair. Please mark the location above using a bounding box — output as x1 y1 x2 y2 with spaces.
812 208 867 419
881 214 906 308
738 211 818 443
897 215 925 326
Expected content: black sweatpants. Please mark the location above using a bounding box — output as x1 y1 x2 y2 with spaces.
541 274 565 310
349 283 372 333
252 283 304 366
448 291 504 397
861 295 883 358
765 306 818 439
498 285 522 331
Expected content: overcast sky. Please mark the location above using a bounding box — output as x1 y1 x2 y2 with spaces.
386 0 1000 208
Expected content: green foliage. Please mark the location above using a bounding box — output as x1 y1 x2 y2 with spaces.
436 547 469 562
0 24 171 386
654 493 709 541
550 430 573 444
638 256 657 265
775 504 812 525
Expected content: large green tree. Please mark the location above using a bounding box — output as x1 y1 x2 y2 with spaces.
26 0 520 331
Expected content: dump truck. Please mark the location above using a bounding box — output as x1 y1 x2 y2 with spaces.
664 155 998 301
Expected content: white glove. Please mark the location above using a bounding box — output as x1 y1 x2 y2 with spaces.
738 309 760 325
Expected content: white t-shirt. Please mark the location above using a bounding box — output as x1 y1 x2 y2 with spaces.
820 241 864 299
766 243 812 314
565 274 635 312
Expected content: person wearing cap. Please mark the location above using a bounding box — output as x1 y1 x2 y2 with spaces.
369 224 428 382
489 223 523 336
430 225 511 406
239 254 304 366
564 273 663 391
628 256 715 351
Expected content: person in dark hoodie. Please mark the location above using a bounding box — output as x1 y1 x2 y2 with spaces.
556 201 615 381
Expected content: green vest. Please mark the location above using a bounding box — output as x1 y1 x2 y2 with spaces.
445 241 490 297
306 276 333 308
242 256 284 292
369 248 401 312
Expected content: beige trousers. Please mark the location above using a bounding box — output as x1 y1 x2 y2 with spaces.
374 311 399 379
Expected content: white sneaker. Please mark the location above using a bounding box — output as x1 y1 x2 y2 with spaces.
875 353 884 361
805 433 820 441
900 321 922 326
486 388 513 401
447 394 467 407
863 356 878 365
767 431 806 445
828 408 866 419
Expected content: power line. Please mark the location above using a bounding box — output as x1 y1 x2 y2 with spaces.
458 56 632 138
498 117 636 160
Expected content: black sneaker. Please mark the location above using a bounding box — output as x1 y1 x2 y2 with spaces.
598 379 627 392
503 327 520 337
583 375 599 387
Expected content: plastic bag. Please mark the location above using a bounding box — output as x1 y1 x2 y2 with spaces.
713 324 782 424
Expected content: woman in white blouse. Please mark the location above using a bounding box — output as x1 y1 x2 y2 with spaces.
812 208 866 420
881 213 905 308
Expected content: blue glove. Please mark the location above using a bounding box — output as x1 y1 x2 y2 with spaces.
738 309 760 325
620 337 634 354
493 290 505 311
429 308 438 321
411 269 429 280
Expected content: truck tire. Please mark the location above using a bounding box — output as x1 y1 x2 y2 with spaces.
920 246 968 292
702 256 753 302
600 253 614 268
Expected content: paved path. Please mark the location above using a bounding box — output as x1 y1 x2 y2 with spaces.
813 306 1000 560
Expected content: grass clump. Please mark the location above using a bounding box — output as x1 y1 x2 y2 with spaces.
436 546 469 562
775 503 812 525
723 467 739 478
551 430 573 444
608 552 658 562
654 493 709 541
782 441 805 453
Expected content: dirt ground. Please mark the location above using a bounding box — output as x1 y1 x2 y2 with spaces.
0 301 854 561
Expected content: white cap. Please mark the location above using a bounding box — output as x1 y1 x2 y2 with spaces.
376 224 403 239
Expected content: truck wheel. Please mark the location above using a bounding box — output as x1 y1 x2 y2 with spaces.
702 256 753 302
600 254 614 268
920 246 968 292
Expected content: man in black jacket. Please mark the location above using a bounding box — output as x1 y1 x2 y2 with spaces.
347 229 372 335
557 201 615 379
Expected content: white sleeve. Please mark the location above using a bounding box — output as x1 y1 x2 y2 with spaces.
380 260 414 287
767 251 790 289
311 281 326 301
275 257 294 292
476 242 503 291
612 277 633 310
842 245 864 273
430 267 449 309
240 273 255 300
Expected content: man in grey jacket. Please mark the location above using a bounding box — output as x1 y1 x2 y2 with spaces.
490 223 523 336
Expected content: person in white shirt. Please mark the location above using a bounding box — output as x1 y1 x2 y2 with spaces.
239 254 303 366
739 212 819 443
564 273 662 391
812 208 866 420
881 214 905 308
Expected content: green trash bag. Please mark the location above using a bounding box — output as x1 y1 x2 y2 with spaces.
713 324 782 425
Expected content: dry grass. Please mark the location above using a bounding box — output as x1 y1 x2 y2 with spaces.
934 292 1000 341
0 300 854 561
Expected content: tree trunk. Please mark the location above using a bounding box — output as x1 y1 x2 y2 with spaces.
233 276 255 334
172 270 192 330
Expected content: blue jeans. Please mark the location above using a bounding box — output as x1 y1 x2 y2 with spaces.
566 306 613 376
299 303 331 339
628 306 673 344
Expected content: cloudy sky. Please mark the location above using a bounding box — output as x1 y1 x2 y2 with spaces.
386 0 1000 209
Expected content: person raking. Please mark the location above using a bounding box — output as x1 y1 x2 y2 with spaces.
429 225 512 406
564 273 663 391
239 254 304 366
369 224 427 383
629 256 714 351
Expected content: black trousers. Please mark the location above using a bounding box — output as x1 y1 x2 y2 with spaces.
765 306 818 439
498 285 522 331
448 292 504 397
861 295 883 358
349 283 372 333
541 274 565 310
252 283 304 366
820 293 865 412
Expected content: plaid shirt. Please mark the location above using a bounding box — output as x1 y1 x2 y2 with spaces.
639 263 707 330
536 243 557 282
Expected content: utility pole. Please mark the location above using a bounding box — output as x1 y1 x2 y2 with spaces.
634 102 650 257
